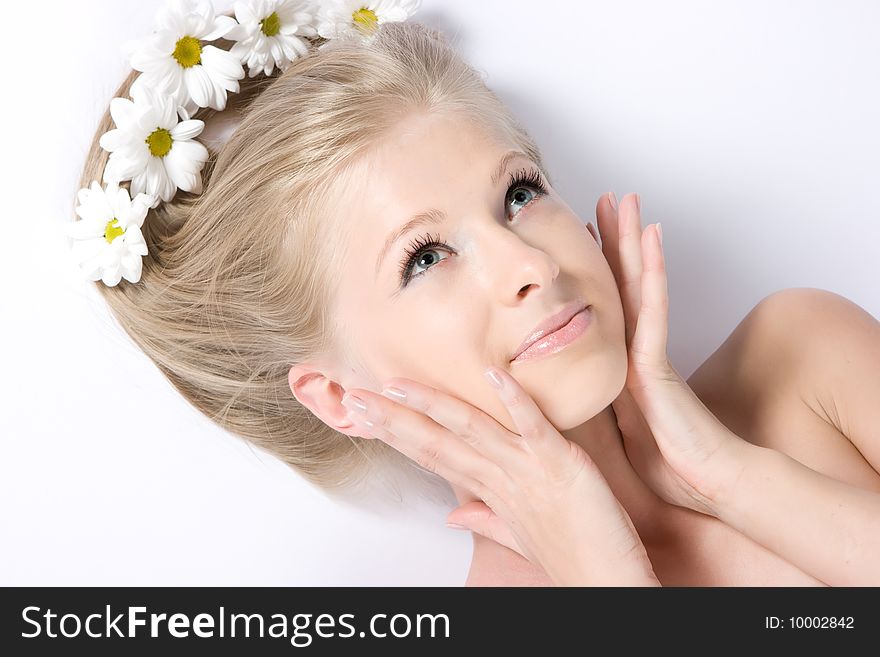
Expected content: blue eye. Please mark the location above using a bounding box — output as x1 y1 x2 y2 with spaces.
400 233 451 282
397 165 549 288
507 182 540 216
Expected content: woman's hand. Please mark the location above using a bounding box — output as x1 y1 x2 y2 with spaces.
595 192 754 516
340 370 661 586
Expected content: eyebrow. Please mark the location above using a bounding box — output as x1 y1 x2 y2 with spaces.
374 149 528 279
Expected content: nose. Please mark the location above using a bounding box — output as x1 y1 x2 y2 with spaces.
480 227 560 303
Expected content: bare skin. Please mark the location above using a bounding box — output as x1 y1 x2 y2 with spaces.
284 109 880 585
462 286 880 586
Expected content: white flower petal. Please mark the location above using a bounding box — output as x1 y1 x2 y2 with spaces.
129 194 154 226
201 45 246 83
76 185 93 207
125 226 149 257
102 265 123 287
168 139 209 168
136 157 164 202
157 94 179 130
154 30 179 55
120 248 144 283
228 40 250 62
233 0 258 25
201 15 238 41
269 40 283 64
154 157 177 202
88 185 115 221
188 171 203 195
184 65 214 108
162 146 188 190
104 149 146 184
157 0 195 33
180 96 200 121
130 46 170 74
170 119 205 141
98 128 127 153
108 97 139 129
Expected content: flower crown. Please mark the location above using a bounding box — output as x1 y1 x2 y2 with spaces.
66 0 421 288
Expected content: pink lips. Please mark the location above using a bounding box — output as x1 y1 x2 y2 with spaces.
510 301 591 363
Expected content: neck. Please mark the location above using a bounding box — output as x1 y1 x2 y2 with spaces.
560 403 667 539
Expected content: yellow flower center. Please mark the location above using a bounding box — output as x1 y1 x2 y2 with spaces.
261 12 281 37
104 218 124 244
172 35 202 68
145 128 173 157
352 7 379 35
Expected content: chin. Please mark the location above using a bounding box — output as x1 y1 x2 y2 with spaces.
516 338 628 431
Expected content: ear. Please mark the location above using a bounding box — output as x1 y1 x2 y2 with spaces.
586 222 599 243
287 363 370 439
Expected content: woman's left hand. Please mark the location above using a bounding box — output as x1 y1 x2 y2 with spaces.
596 192 753 517
340 369 662 585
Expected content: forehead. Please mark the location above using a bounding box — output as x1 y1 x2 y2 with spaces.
355 112 508 201
336 112 514 236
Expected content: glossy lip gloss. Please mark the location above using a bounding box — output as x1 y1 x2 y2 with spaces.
510 306 592 364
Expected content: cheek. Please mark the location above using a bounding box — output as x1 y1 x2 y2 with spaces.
557 222 618 294
357 312 477 382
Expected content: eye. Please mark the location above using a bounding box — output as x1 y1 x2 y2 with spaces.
508 186 537 213
505 166 548 220
408 235 451 278
396 165 549 288
397 232 451 285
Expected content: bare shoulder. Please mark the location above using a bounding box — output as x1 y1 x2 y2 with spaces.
686 287 880 490
685 288 814 427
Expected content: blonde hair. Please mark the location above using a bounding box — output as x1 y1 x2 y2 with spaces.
75 19 548 498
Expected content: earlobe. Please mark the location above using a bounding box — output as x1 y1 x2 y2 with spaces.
288 363 369 438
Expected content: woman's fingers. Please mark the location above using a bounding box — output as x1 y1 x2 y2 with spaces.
379 377 517 468
345 370 661 585
595 192 646 349
482 367 574 465
341 389 503 498
446 500 527 558
629 223 669 368
617 194 645 349
342 365 578 497
596 192 622 284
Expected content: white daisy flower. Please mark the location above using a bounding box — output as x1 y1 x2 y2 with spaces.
314 0 421 41
65 181 155 287
99 82 210 207
225 0 318 78
124 0 245 118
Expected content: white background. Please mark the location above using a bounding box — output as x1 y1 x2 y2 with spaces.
2 0 878 585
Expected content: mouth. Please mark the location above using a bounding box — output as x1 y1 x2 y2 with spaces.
510 301 592 364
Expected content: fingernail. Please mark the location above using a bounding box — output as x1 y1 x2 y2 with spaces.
483 367 503 390
341 394 367 414
446 523 468 530
656 222 663 246
608 191 618 211
382 386 407 402
635 193 641 212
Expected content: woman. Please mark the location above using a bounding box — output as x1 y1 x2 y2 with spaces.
72 7 880 585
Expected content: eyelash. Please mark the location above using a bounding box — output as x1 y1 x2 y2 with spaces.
397 166 549 287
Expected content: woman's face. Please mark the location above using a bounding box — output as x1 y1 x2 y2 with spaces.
311 110 628 434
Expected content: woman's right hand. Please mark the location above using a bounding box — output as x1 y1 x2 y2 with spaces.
341 367 661 586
